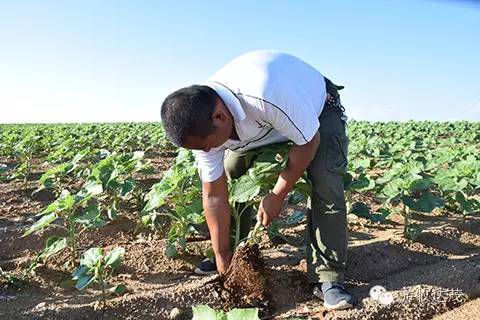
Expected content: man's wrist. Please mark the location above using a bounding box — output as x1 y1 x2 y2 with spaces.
271 186 289 199
216 250 232 260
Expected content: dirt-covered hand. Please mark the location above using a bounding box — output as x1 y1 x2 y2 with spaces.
257 192 283 226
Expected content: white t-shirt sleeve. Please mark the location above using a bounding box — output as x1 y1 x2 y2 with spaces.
260 89 320 145
192 148 225 182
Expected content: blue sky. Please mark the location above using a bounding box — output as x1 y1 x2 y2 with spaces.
1 0 479 123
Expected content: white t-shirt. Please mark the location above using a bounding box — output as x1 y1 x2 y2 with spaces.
193 50 327 182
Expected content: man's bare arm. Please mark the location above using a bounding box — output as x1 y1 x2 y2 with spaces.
274 132 320 198
259 132 321 225
202 173 232 273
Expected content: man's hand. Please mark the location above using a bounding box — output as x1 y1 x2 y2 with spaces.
216 252 233 274
259 132 320 227
258 192 284 226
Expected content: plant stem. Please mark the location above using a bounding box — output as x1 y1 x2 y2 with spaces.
247 219 263 245
233 206 241 249
67 216 76 265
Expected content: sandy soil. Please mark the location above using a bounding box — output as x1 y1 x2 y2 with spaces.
1 156 479 320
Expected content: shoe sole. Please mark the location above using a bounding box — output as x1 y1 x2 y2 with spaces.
323 300 354 310
193 267 217 276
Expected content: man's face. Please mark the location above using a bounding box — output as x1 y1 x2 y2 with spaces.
182 100 233 152
183 127 230 152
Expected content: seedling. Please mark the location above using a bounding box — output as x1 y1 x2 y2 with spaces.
72 247 125 307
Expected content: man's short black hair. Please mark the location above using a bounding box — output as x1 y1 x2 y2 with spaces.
160 85 220 146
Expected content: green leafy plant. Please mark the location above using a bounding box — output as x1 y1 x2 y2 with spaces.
192 305 259 320
377 169 445 239
72 247 126 306
86 150 148 219
141 149 204 257
228 143 310 248
9 132 40 183
0 267 27 290
34 153 85 196
23 184 105 267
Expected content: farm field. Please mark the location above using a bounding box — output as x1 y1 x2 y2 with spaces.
0 121 479 320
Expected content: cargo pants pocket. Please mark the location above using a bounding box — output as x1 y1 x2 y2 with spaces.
326 133 348 175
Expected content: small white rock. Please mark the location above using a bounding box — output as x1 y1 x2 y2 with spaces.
369 285 387 300
378 292 394 305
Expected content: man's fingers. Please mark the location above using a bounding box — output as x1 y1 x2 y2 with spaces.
257 209 263 223
262 209 269 226
257 207 268 226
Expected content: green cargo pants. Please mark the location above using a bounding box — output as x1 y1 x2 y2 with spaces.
223 80 349 284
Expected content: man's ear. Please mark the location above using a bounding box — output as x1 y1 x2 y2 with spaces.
211 106 227 125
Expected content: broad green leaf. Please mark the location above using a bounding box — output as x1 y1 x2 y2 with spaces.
192 305 224 320
178 237 187 249
120 178 135 197
106 178 121 191
267 220 282 241
227 308 260 320
293 178 311 195
190 212 205 225
40 201 59 215
350 202 370 217
73 204 100 224
433 170 466 192
286 210 305 225
80 247 102 268
184 197 203 217
401 193 445 213
104 247 125 269
82 180 103 196
40 236 68 259
288 190 305 205
409 178 432 192
141 213 153 226
350 174 375 191
455 192 480 215
58 193 76 210
72 265 89 279
74 274 95 290
23 212 57 236
229 175 261 203
109 283 127 296
142 180 173 213
352 157 371 171
165 243 178 258
97 162 115 186
381 182 402 199
89 217 107 228
377 208 393 219
343 172 353 190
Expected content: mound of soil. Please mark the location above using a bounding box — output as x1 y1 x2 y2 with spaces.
215 244 268 309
